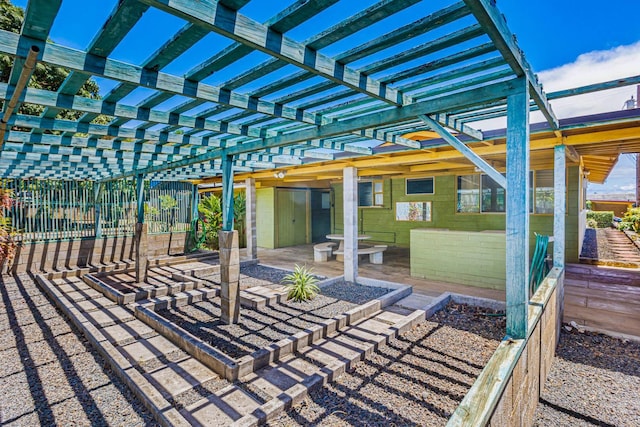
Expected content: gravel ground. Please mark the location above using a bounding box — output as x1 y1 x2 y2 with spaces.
157 281 390 359
198 264 326 289
0 274 157 426
269 303 505 426
534 329 640 427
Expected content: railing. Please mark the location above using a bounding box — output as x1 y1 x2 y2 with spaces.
1 179 195 243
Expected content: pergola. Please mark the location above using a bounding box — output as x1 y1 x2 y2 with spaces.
2 0 639 337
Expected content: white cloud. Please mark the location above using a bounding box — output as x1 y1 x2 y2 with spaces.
472 41 640 130
538 41 640 118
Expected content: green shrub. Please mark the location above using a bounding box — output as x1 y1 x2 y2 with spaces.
586 211 614 228
586 218 598 228
620 207 640 233
282 265 320 302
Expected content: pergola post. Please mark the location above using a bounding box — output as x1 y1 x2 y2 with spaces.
554 144 567 338
191 183 199 223
505 79 530 339
245 177 257 260
94 182 103 239
220 154 240 324
135 174 148 283
343 167 358 283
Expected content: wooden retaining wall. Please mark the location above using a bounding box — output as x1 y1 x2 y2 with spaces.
6 231 188 273
447 268 562 427
564 264 640 337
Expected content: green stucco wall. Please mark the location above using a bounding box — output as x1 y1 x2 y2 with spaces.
332 166 581 263
256 187 275 249
411 229 506 289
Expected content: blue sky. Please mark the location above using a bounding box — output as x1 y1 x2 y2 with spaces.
11 0 640 196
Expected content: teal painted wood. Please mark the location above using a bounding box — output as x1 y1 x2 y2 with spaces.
0 82 271 141
400 56 506 93
361 23 484 76
10 115 221 147
380 42 497 85
224 79 521 155
41 0 150 119
138 0 405 106
0 31 322 129
335 2 470 65
462 0 558 129
221 154 234 231
554 145 566 269
100 78 521 182
136 175 145 224
20 0 62 41
191 185 199 223
419 114 505 187
4 0 60 110
414 69 513 102
428 113 483 141
548 74 640 100
505 78 530 340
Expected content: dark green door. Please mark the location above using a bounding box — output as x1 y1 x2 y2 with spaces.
276 189 308 247
311 190 331 242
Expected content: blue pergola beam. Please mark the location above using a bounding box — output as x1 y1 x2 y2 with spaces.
99 78 521 182
419 114 505 188
41 0 150 120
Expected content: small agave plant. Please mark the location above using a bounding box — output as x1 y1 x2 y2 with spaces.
282 264 320 302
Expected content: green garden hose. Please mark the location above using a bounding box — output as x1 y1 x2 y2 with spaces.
529 233 550 295
189 218 207 252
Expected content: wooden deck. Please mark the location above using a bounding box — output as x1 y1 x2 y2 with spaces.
565 263 640 337
246 244 505 302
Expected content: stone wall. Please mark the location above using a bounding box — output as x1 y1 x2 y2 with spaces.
447 268 562 427
6 232 188 273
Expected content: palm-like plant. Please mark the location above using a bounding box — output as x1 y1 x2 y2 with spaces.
282 265 320 302
198 195 223 248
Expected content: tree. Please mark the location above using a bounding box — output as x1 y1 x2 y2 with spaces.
0 0 110 123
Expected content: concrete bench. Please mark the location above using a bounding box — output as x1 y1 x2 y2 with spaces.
334 245 387 264
314 242 337 262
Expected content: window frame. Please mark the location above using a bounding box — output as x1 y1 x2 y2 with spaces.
358 179 384 207
405 177 435 195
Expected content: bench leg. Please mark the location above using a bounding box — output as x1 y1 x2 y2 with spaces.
369 252 383 264
314 250 329 262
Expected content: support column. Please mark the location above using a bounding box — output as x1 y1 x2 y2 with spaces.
220 153 240 324
135 175 147 283
554 144 567 340
343 167 358 283
553 145 566 269
245 177 257 260
219 230 240 324
505 79 530 339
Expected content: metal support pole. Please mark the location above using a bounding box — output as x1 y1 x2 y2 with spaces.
191 184 199 222
0 46 39 149
505 78 530 340
221 154 234 231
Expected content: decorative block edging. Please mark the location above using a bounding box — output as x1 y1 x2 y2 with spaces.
33 274 191 427
447 267 563 427
232 308 427 427
134 275 412 382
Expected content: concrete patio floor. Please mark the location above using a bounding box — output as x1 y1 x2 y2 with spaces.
249 244 506 302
